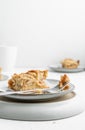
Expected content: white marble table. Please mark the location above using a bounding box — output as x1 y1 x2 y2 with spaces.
0 68 85 130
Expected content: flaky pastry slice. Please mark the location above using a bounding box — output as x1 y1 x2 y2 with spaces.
8 70 49 91
61 58 80 69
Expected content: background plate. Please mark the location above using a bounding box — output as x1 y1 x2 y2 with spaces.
49 65 85 73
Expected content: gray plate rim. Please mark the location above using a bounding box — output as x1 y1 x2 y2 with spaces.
3 79 75 101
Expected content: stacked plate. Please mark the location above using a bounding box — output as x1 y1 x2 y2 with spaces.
0 78 75 102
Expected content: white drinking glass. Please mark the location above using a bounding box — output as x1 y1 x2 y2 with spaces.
0 45 17 72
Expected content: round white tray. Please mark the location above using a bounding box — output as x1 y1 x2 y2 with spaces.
0 92 85 121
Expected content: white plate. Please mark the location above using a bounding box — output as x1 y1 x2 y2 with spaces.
49 64 85 73
1 79 75 102
0 74 9 81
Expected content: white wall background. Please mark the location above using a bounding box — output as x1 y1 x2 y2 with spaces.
0 0 85 68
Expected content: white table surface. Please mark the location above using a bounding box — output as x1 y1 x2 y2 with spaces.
0 68 85 130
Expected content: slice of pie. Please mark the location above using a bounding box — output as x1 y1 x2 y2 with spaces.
58 74 70 90
8 70 49 91
61 58 80 69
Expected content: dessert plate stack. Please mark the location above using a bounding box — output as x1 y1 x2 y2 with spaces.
0 78 84 121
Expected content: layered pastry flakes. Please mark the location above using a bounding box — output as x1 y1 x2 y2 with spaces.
8 70 48 91
58 74 70 90
61 58 80 69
